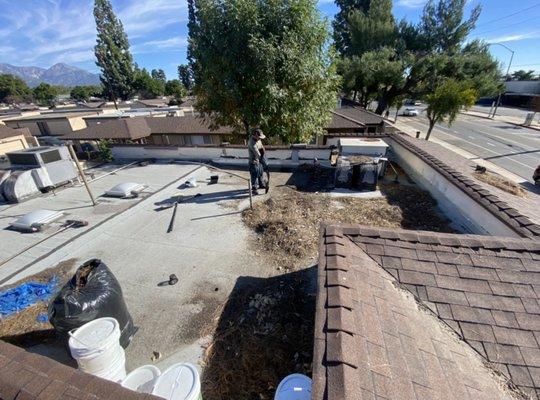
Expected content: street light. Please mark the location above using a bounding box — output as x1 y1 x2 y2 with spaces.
488 42 515 119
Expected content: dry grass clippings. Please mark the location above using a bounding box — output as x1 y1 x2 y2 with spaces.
473 171 526 197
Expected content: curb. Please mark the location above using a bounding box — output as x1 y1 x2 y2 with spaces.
460 111 540 133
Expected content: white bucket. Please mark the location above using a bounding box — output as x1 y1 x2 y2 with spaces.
68 317 127 382
152 363 202 400
186 177 198 188
274 374 312 400
122 365 161 393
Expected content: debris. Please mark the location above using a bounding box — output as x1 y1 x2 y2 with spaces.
209 175 219 184
475 165 487 173
151 351 162 362
185 177 198 188
36 313 48 323
167 202 179 234
473 171 525 197
0 277 59 317
169 274 178 286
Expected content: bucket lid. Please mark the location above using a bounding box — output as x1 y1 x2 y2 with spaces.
274 374 312 400
69 317 120 352
122 365 161 393
152 363 200 400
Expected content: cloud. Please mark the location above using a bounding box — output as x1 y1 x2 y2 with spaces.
395 0 426 8
132 37 188 55
486 32 540 44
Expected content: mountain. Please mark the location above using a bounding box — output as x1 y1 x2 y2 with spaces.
0 63 100 87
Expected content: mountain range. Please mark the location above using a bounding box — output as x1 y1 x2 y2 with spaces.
0 63 101 87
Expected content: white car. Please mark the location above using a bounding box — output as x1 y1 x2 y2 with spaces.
402 107 419 116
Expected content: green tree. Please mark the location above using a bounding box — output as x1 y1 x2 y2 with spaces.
94 0 135 105
177 64 193 91
425 79 476 140
33 83 58 107
133 68 164 99
97 139 113 161
151 69 167 82
190 0 339 143
0 74 33 104
165 79 187 104
70 85 103 101
511 70 537 81
333 0 371 56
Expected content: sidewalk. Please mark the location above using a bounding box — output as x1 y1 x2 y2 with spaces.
460 110 540 132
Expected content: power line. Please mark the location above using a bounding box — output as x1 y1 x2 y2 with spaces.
474 15 540 36
475 2 540 28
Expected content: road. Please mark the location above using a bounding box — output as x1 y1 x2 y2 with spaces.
395 108 540 182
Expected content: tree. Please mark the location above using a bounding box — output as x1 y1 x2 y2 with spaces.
151 69 167 82
94 0 135 105
189 0 339 143
97 139 113 162
70 85 103 102
177 64 193 91
0 74 33 104
133 68 164 99
333 0 371 56
425 79 476 140
511 70 537 81
165 80 187 104
33 83 58 107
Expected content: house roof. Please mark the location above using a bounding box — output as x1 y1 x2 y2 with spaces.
0 125 31 140
61 115 234 140
314 224 540 400
4 111 95 122
135 98 170 107
327 103 385 132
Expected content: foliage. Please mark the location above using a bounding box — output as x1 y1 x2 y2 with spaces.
151 69 167 82
333 0 371 56
94 0 135 102
425 78 476 139
97 139 113 162
70 85 103 102
0 74 33 104
33 83 58 107
177 64 193 91
189 0 339 143
133 68 164 99
511 70 538 81
165 79 187 104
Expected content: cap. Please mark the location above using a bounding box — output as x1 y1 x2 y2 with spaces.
253 128 266 139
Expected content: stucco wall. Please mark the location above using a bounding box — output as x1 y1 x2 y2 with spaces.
389 138 519 237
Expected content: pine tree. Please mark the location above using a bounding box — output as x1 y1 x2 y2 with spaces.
94 0 135 105
151 69 167 82
177 64 193 91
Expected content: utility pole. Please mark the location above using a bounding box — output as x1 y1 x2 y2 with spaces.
488 43 515 119
67 143 97 206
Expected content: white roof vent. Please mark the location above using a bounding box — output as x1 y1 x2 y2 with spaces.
105 182 146 198
10 209 63 232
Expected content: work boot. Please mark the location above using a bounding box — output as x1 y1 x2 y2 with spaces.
252 189 259 196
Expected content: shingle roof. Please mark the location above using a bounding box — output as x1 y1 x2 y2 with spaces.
145 115 234 135
0 125 30 140
0 341 159 400
314 224 540 400
62 118 152 140
335 106 385 126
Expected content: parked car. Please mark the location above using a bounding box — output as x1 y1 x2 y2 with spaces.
414 101 422 106
534 165 540 185
403 107 419 116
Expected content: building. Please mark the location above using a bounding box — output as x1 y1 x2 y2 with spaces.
3 111 98 138
0 126 35 156
61 115 236 147
503 80 540 109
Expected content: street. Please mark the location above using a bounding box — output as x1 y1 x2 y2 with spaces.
396 108 540 182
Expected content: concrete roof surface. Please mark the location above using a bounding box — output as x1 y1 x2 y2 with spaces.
314 224 540 400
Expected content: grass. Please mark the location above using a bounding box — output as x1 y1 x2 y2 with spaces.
242 183 454 270
473 171 526 197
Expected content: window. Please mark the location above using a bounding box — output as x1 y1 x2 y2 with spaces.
203 135 213 145
40 150 62 164
184 135 192 145
367 127 376 133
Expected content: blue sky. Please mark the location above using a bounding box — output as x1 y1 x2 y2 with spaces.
0 0 539 80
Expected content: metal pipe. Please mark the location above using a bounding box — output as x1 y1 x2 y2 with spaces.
488 43 514 119
68 144 97 206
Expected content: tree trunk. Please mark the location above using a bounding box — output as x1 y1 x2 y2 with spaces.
375 97 388 115
425 120 436 141
113 98 118 110
394 107 399 122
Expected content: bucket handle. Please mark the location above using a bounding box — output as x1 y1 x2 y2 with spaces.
68 328 97 350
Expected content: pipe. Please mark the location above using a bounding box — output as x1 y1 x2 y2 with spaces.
68 144 97 206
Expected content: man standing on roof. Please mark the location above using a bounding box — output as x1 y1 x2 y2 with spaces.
248 128 267 195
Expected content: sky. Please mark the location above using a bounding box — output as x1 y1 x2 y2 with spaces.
0 0 539 80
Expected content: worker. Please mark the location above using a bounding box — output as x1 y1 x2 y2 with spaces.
248 128 266 195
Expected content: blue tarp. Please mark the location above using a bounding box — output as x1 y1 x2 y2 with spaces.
0 276 59 318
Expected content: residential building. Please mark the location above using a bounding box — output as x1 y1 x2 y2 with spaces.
0 126 34 156
3 111 98 137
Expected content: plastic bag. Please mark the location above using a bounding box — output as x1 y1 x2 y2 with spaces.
48 259 135 348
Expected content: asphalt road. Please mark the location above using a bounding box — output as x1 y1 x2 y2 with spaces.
396 108 540 182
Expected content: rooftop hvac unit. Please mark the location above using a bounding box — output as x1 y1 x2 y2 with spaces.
9 209 63 232
338 138 389 157
105 182 146 198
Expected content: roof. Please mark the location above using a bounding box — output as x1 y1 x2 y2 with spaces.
4 111 95 122
135 98 170 107
0 340 159 400
314 224 540 400
61 115 234 140
335 106 385 125
62 118 151 140
0 125 30 140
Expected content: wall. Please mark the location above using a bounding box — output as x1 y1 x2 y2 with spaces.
389 138 519 237
4 121 41 136
0 134 28 155
505 80 540 95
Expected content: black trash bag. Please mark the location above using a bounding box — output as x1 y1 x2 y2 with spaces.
48 259 135 348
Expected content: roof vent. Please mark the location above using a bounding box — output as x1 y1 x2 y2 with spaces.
10 209 63 232
105 182 146 198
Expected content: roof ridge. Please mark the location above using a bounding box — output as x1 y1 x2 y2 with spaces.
330 110 366 127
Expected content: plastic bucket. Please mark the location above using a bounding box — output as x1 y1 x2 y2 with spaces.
152 363 202 400
68 317 126 382
122 365 161 393
274 374 312 400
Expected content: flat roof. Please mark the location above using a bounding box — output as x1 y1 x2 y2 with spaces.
4 111 96 122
